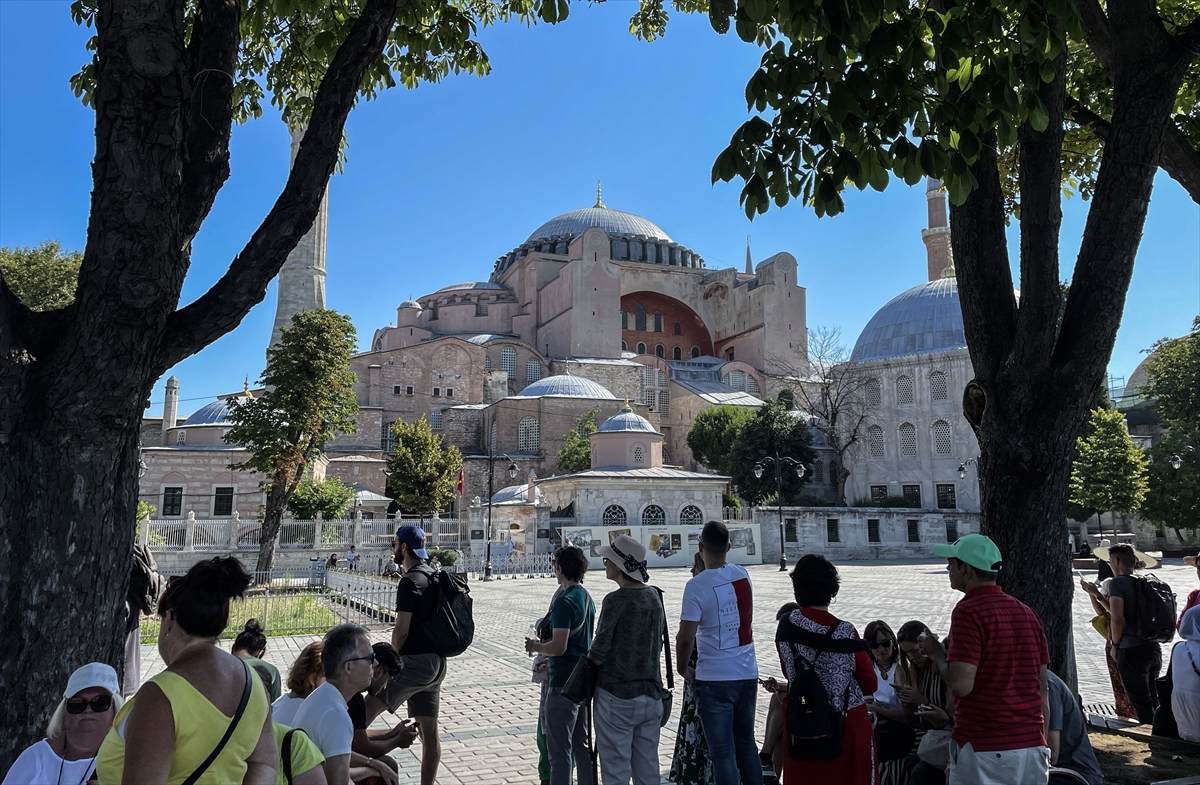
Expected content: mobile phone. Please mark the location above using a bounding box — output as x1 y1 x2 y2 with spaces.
917 704 934 713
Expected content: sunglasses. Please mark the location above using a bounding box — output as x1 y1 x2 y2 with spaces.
346 653 377 665
66 695 113 714
869 640 893 649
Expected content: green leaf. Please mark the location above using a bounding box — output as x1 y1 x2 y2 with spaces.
1029 97 1050 132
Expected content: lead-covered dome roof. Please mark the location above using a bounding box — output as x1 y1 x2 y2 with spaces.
513 375 616 399
851 277 967 362
596 406 657 433
526 207 673 244
183 399 233 426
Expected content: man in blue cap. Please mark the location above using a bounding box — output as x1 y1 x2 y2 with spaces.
373 524 447 785
919 533 1051 784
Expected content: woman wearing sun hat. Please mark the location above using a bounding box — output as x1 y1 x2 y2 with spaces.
3 663 124 785
1178 555 1199 630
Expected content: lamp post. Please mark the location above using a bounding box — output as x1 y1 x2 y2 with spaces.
484 451 518 581
754 454 806 572
1170 445 1196 470
956 457 979 480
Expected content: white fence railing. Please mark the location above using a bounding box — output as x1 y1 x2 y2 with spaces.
459 552 555 579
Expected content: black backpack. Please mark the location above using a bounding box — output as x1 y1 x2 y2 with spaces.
419 566 475 657
778 619 862 761
1133 574 1178 644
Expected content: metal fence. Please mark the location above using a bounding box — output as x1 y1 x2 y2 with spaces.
459 552 555 579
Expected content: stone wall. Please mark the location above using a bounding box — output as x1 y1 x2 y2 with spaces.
757 506 980 563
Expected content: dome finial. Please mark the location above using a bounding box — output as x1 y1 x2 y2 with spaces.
594 180 605 209
940 262 957 279
242 377 253 398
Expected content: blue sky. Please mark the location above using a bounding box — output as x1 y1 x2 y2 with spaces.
2 1 1196 417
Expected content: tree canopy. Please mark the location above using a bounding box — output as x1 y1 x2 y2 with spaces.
1069 406 1149 519
0 242 83 312
557 408 599 474
728 398 816 502
1141 317 1200 429
386 416 463 519
686 404 757 476
1140 318 1200 532
287 476 356 520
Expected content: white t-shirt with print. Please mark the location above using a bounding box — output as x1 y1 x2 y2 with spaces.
680 563 759 681
2 739 96 785
291 681 353 758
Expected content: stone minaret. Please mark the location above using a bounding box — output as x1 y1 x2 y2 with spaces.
161 375 179 445
270 124 329 348
921 178 952 281
745 236 752 274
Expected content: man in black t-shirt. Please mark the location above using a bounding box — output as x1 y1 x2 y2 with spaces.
1106 544 1162 724
349 642 419 773
379 525 448 785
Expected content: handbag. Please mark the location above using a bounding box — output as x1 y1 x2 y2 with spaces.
182 660 254 785
1153 642 1186 738
916 728 953 770
873 717 916 762
654 587 674 728
561 655 598 704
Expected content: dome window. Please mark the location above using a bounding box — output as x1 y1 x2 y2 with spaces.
641 504 665 524
929 371 949 401
603 505 627 526
896 375 915 404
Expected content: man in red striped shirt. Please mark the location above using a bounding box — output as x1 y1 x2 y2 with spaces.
920 534 1051 784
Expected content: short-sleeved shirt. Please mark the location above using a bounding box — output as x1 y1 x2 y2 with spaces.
548 584 596 688
272 723 325 785
396 564 439 655
241 655 282 702
1046 671 1102 785
680 563 758 681
1108 575 1151 648
346 692 369 730
946 585 1049 752
291 681 353 758
3 739 96 785
272 693 305 727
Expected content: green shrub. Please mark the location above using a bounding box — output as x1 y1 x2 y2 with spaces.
851 495 920 508
722 493 742 511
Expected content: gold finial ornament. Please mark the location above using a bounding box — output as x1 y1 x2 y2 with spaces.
594 180 605 209
940 262 957 279
242 376 253 397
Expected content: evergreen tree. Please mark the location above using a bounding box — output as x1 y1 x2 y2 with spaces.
556 409 599 474
1069 407 1150 532
386 416 463 521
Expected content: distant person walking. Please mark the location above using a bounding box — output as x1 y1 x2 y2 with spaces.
676 521 762 785
920 534 1050 784
1104 543 1163 724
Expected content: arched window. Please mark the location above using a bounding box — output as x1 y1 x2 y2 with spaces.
518 417 540 452
484 355 491 370
525 359 541 382
899 422 918 456
747 376 761 395
896 375 914 404
691 346 701 359
868 425 885 457
603 505 627 526
476 299 488 316
680 505 703 526
725 370 747 391
662 447 670 464
933 420 952 454
637 342 647 355
621 308 628 330
622 341 628 351
813 461 824 482
865 378 881 406
929 371 949 401
633 446 644 463
429 410 443 430
501 347 516 380
674 321 682 335
381 422 395 452
654 312 663 332
829 461 839 487
655 344 665 358
673 346 683 360
642 505 666 525
635 304 647 331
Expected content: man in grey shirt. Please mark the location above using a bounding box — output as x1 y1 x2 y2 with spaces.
1047 671 1102 785
1106 544 1162 723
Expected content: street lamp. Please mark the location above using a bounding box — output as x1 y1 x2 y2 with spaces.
957 457 979 480
754 454 806 572
484 453 518 581
1170 445 1196 470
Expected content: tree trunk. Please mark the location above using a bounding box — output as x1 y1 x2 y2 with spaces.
256 508 284 576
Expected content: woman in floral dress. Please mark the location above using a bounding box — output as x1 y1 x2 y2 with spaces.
669 553 714 785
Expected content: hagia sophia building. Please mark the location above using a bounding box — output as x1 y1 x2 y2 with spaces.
138 169 982 526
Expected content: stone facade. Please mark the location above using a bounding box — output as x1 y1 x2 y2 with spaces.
758 506 981 564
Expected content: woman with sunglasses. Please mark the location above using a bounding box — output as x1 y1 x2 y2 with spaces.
4 663 123 785
893 620 954 785
863 620 915 785
96 557 277 785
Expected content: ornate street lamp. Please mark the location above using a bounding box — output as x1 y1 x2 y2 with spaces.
484 453 519 581
754 455 806 572
1171 445 1196 470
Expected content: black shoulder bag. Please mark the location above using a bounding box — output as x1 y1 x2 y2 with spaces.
181 659 255 785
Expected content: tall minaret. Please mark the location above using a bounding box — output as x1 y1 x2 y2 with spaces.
745 236 752 274
270 124 329 348
161 376 179 446
921 178 952 281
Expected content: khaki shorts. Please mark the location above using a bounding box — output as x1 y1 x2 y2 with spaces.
380 653 447 719
949 741 1050 785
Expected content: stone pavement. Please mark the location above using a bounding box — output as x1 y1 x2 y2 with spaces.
140 559 1197 784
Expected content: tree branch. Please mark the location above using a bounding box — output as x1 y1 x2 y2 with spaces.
157 0 407 371
1176 15 1200 58
0 273 71 361
179 0 241 245
1067 0 1115 73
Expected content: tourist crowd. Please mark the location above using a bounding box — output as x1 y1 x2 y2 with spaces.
5 525 1198 785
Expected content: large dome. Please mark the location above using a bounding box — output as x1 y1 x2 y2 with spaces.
183 399 233 426
851 277 966 362
526 207 673 244
513 375 617 399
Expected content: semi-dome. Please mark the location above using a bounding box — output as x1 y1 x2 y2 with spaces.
513 375 617 399
526 207 673 244
596 406 657 434
850 277 966 362
183 399 233 426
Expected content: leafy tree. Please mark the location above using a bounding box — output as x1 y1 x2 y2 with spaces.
1069 407 1150 532
687 405 756 475
386 416 463 521
135 501 156 523
679 0 1200 682
287 476 356 520
1143 429 1200 534
224 310 359 574
728 398 817 502
0 0 572 761
557 409 599 473
1141 317 1200 430
0 242 83 311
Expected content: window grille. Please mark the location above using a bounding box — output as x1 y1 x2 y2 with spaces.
430 411 443 430
163 487 183 517
903 484 922 506
868 519 881 543
655 344 664 358
933 420 952 454
519 417 540 452
484 356 491 370
673 346 682 360
747 376 761 395
641 505 665 525
680 505 703 526
635 304 647 331
393 385 403 395
899 423 918 456
621 309 628 330
896 375 914 404
907 520 921 543
445 388 453 398
657 390 670 418
406 386 414 396
622 341 628 351
865 378 882 406
691 347 700 359
826 519 840 542
726 370 746 391
603 505 627 526
214 487 234 517
432 387 440 397
176 431 186 445
658 371 668 386
381 423 396 452
829 461 839 487
868 425 885 458
526 359 541 382
937 484 957 509
501 347 516 380
945 520 959 543
785 519 798 542
930 371 948 401
654 312 663 332
813 461 823 482
476 302 488 316
633 446 644 463
674 321 682 335
871 485 888 501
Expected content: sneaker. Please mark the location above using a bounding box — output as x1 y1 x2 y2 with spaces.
760 753 778 784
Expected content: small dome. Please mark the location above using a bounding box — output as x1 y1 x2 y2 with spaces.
526 207 673 245
513 375 616 399
398 299 422 309
850 277 966 362
596 406 657 434
490 484 542 505
183 399 233 426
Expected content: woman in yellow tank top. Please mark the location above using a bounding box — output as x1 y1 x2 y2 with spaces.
97 557 277 784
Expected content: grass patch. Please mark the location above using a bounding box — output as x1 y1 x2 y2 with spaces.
140 590 340 644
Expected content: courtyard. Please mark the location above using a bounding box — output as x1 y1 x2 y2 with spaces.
138 558 1199 784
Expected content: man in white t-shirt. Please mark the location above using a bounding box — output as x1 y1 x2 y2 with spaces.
293 623 395 785
677 520 762 785
346 546 359 571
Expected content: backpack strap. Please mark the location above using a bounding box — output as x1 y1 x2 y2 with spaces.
653 586 674 690
282 728 296 785
181 659 254 785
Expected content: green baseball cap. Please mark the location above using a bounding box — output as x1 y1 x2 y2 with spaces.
932 533 1003 572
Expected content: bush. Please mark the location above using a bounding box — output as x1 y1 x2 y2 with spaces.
792 494 834 507
427 548 458 567
852 495 920 508
722 493 742 511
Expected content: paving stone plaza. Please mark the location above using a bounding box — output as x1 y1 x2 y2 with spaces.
141 559 1197 784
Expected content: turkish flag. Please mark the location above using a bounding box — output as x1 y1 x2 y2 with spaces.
456 468 465 497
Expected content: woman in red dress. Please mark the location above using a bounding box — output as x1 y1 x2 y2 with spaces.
771 554 877 785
